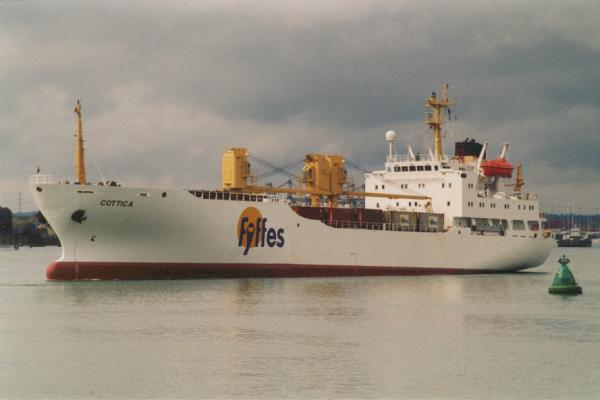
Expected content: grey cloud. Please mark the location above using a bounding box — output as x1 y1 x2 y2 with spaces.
1 0 600 209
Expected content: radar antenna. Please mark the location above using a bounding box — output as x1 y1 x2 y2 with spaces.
425 84 456 160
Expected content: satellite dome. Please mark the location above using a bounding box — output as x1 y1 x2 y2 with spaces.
385 130 397 142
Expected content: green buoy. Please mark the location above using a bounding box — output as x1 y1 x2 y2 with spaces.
549 254 582 295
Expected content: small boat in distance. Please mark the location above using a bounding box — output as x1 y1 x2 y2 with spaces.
557 227 592 247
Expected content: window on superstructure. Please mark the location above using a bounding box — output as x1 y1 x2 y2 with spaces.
417 166 424 171
409 202 412 206
375 185 378 190
425 165 432 171
449 183 452 188
396 202 399 206
434 166 439 171
382 185 385 190
402 166 409 172
409 166 416 171
442 183 445 188
447 201 451 206
394 166 400 172
512 220 525 230
376 203 380 208
528 221 540 231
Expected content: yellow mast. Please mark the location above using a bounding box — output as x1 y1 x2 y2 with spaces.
513 162 524 194
425 83 456 160
74 100 87 184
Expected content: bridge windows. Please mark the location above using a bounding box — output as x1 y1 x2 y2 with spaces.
425 165 432 171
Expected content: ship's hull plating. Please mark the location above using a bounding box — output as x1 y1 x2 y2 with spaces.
32 184 553 280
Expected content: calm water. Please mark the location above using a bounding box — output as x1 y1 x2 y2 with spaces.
1 245 600 399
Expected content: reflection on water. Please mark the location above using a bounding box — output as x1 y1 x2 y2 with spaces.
1 246 600 399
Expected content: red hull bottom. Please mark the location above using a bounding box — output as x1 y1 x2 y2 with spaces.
47 261 494 280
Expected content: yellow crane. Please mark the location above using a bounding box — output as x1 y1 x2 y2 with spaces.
221 148 430 207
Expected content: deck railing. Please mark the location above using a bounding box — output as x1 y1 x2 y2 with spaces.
324 219 442 233
28 174 54 185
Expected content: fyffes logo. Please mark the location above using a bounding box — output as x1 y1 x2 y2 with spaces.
237 207 285 255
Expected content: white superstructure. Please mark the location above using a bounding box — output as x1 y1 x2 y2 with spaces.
365 141 541 233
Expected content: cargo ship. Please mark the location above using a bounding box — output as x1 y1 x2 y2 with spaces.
30 86 553 280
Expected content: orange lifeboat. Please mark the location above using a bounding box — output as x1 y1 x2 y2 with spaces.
481 158 513 178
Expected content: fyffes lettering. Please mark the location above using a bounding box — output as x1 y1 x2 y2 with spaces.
237 207 284 255
100 199 134 207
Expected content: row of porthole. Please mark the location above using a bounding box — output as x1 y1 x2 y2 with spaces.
465 201 535 211
35 186 167 198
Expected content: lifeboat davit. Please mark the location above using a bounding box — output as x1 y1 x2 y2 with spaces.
481 158 513 178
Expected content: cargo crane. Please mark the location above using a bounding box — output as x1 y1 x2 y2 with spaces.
221 148 430 207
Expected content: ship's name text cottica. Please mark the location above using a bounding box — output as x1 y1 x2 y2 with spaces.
100 199 134 207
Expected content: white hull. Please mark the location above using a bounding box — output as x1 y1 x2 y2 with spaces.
31 183 553 280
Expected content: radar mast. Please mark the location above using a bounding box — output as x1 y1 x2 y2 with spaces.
425 84 455 160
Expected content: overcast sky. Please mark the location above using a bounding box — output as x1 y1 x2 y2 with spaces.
1 0 599 212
